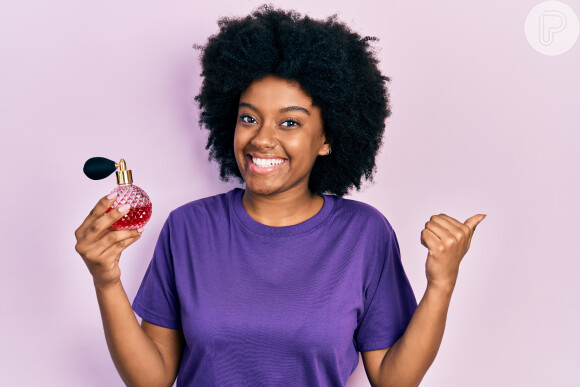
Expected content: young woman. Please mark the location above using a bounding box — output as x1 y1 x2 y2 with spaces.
75 6 485 386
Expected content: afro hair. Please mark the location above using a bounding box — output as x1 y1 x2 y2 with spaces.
195 4 391 197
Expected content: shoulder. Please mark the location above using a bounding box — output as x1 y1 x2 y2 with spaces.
170 190 231 216
164 188 239 230
328 195 395 235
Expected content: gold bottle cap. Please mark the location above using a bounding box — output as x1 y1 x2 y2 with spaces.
115 159 133 185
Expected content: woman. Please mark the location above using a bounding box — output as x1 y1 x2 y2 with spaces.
75 6 485 386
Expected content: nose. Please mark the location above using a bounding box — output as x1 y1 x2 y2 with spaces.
250 121 277 149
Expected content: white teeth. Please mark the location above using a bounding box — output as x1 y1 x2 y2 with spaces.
252 157 285 168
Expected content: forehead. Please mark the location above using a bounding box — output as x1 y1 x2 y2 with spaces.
240 75 314 108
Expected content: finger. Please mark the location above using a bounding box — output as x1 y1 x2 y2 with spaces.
88 203 133 237
77 192 119 235
90 192 119 219
436 214 467 229
95 229 142 256
464 214 486 232
464 214 486 250
425 218 453 240
420 228 439 249
101 234 142 257
432 214 470 243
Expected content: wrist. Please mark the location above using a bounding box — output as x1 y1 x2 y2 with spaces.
425 281 455 299
93 277 124 293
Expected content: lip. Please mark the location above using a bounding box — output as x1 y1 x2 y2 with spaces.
248 152 287 160
246 154 288 174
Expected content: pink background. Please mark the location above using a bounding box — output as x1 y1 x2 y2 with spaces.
1 0 578 386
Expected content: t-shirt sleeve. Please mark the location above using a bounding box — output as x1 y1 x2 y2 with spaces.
354 220 417 352
132 217 182 330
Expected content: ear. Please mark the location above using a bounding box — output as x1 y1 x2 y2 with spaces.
317 137 331 156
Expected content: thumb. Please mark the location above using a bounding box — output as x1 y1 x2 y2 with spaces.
464 214 486 251
465 214 486 232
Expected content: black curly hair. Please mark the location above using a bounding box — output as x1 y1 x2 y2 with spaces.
194 4 391 197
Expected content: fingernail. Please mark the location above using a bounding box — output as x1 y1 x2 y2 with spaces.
137 227 144 233
118 204 131 212
107 192 118 200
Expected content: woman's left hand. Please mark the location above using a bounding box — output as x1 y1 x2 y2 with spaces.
421 213 486 293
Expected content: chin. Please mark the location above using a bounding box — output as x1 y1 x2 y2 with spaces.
244 181 282 196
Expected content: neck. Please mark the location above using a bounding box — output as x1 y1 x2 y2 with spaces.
242 187 324 227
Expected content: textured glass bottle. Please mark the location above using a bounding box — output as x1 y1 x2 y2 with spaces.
106 185 152 230
104 159 152 230
83 157 152 230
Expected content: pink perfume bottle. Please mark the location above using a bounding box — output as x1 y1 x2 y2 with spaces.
83 157 152 230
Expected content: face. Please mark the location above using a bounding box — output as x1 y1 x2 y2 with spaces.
233 74 330 197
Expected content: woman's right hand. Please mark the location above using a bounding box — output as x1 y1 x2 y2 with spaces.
75 193 142 289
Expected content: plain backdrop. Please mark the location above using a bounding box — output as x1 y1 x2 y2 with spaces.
0 0 578 386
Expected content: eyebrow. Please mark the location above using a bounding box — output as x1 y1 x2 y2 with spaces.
238 102 311 116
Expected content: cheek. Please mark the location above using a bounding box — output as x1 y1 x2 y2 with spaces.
233 126 248 168
233 125 244 153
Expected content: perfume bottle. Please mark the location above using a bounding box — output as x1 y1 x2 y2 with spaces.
83 157 152 230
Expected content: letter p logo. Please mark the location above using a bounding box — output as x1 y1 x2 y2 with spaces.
539 10 567 46
525 1 579 55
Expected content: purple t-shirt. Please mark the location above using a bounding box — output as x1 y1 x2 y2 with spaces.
132 188 417 386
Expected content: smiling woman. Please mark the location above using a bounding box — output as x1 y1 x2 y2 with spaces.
74 4 485 387
196 6 390 198
234 75 331 224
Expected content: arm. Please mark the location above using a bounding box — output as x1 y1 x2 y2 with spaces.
362 283 453 387
95 281 184 386
75 194 184 386
362 213 486 387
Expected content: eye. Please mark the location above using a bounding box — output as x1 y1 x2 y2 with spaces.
281 119 300 128
240 114 257 124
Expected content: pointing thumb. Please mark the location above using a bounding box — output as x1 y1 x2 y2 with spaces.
465 214 486 232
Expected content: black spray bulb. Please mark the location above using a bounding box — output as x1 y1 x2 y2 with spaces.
83 157 118 180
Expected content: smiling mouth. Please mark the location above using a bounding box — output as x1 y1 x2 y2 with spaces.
250 156 286 167
246 155 288 173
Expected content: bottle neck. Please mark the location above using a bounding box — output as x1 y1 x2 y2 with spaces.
116 169 133 184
